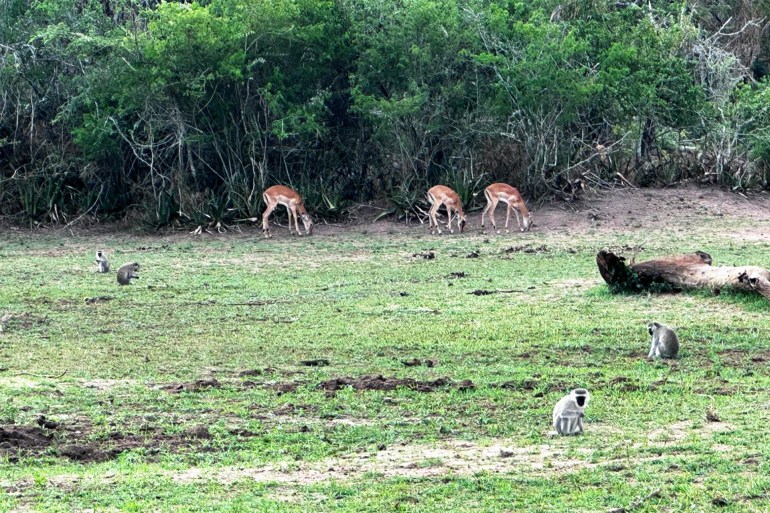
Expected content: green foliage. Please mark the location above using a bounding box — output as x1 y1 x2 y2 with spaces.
732 79 770 186
141 189 179 229
297 176 354 222
183 187 233 227
378 174 430 222
14 174 65 222
1 0 769 224
444 167 487 211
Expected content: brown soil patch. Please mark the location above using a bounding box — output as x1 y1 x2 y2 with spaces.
272 403 319 416
318 375 474 395
81 378 138 390
0 417 220 464
645 420 735 448
688 349 770 370
528 185 770 236
0 426 52 454
3 184 768 244
494 377 573 395
160 378 221 393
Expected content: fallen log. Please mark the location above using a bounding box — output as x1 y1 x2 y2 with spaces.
596 249 770 301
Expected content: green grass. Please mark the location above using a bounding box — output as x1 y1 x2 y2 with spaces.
1 215 770 512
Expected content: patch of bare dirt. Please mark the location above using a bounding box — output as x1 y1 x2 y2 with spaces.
170 438 593 486
494 377 573 395
81 378 138 390
645 420 735 449
168 419 740 489
272 403 319 416
528 185 770 236
0 416 221 464
160 378 221 393
317 375 474 396
166 420 740 488
468 288 524 296
0 377 48 389
56 428 206 463
716 349 770 367
0 312 49 333
0 426 52 454
3 185 765 246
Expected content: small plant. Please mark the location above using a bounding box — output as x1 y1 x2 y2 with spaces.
444 168 487 211
15 173 65 223
378 175 429 223
298 177 353 222
182 187 233 230
141 189 179 229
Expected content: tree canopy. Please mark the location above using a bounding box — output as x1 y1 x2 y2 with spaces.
1 0 768 226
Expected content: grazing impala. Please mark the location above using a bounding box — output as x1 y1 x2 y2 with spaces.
262 185 313 237
427 185 467 235
481 183 532 233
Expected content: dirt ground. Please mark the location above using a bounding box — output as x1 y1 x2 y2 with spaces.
2 184 767 242
268 184 770 239
397 184 770 238
526 184 770 235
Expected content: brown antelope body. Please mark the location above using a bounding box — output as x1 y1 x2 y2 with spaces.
481 183 531 233
262 185 313 237
427 185 466 235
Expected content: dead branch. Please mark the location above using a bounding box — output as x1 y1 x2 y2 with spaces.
596 249 770 301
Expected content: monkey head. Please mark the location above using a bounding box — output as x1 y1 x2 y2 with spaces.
572 388 589 407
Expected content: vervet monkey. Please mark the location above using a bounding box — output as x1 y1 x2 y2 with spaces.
117 263 140 286
552 388 590 435
647 322 679 359
95 250 110 273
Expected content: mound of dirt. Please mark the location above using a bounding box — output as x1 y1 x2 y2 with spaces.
318 375 474 395
0 426 51 452
0 417 225 464
59 444 118 463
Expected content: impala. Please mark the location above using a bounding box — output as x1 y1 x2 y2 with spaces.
427 185 466 234
261 185 313 237
481 183 532 233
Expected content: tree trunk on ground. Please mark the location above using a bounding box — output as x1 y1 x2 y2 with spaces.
596 249 770 301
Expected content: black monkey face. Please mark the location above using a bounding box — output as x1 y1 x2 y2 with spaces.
573 388 589 407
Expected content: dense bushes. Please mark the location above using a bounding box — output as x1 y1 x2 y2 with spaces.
1 0 768 225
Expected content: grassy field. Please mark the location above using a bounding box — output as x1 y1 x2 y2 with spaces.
1 188 770 512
